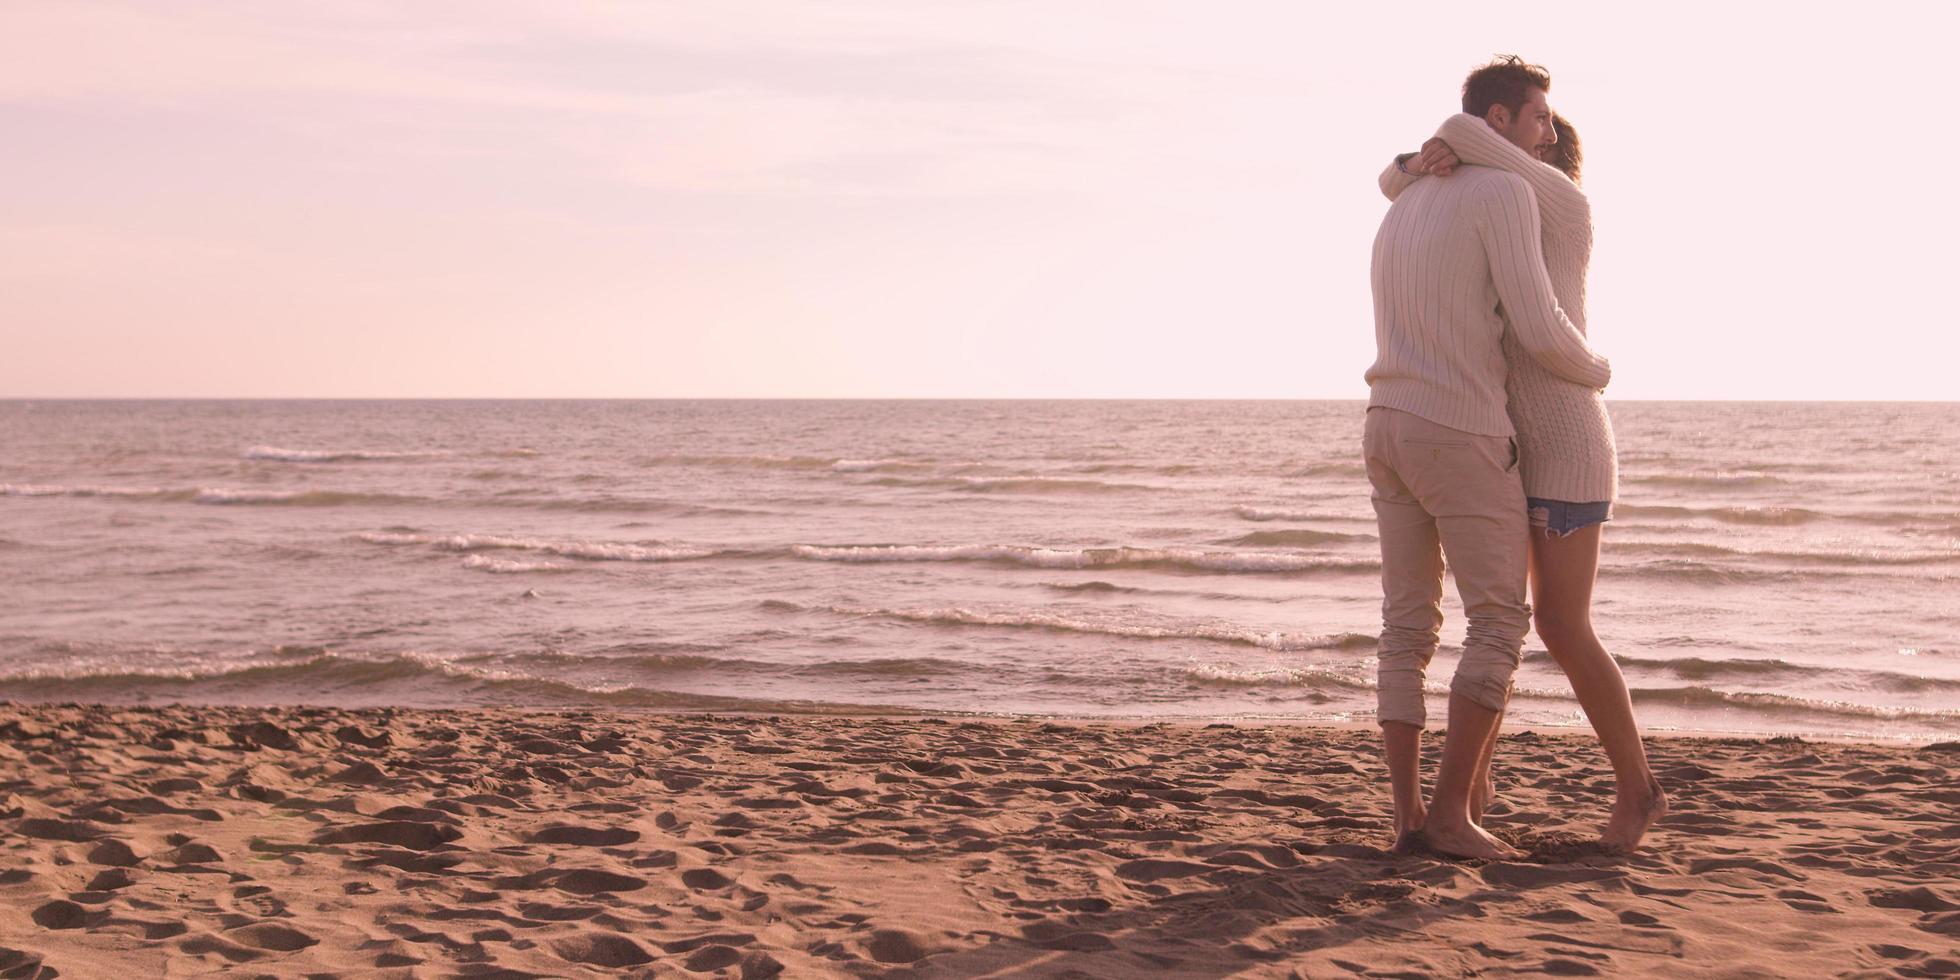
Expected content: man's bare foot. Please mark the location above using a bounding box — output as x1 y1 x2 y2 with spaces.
1598 778 1668 852
1469 770 1497 826
1421 818 1523 861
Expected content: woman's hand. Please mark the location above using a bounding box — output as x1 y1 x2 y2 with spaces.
1407 137 1461 177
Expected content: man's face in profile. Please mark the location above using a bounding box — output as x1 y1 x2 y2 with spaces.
1493 87 1557 160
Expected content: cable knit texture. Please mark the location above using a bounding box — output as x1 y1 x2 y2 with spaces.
1366 143 1610 442
1378 114 1619 503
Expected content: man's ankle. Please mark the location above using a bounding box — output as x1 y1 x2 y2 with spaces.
1423 809 1473 832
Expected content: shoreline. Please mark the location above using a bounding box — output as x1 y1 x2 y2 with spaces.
3 702 1955 976
6 697 1947 748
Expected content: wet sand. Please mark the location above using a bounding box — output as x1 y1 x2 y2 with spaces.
1 704 1956 977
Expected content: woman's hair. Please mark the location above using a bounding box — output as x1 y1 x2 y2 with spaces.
1546 113 1582 185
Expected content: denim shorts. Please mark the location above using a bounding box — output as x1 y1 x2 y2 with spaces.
1526 497 1611 538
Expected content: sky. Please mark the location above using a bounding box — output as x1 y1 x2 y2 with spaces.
4 1 1955 399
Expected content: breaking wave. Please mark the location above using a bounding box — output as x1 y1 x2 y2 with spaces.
1232 506 1368 523
1609 540 1959 568
1 484 421 507
1626 686 1960 723
193 488 422 506
763 600 1377 653
1601 653 1960 693
633 453 932 472
867 475 1155 494
3 483 164 499
460 555 572 574
787 544 1376 575
790 657 974 678
1180 662 1380 692
358 531 721 563
0 651 902 714
1614 503 1829 526
1222 529 1376 547
245 446 447 463
1623 472 1788 491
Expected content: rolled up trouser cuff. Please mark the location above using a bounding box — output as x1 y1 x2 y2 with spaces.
1377 686 1427 728
1376 646 1433 728
1448 655 1518 713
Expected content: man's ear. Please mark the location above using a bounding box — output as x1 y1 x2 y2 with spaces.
1484 104 1511 131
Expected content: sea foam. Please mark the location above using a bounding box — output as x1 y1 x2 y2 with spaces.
246 446 445 463
769 600 1377 652
359 531 718 563
788 544 1374 574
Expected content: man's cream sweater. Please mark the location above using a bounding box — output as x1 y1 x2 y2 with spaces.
1367 150 1610 445
1379 113 1620 503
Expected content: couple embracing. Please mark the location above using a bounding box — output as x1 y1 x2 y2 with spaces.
1363 55 1667 859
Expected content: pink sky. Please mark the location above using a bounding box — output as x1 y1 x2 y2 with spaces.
5 1 1954 398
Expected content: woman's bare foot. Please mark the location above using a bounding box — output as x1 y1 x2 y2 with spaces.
1598 778 1668 852
1394 802 1427 843
1422 818 1523 861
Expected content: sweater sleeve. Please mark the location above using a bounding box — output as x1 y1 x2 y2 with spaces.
1379 155 1421 201
1436 113 1587 223
1473 176 1611 390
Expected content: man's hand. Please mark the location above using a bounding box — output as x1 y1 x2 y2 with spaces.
1409 137 1460 177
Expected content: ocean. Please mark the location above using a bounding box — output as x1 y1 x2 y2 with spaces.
2 400 1954 740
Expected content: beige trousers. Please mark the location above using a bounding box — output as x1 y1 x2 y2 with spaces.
1363 407 1531 727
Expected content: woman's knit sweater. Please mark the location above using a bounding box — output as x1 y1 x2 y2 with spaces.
1379 113 1619 503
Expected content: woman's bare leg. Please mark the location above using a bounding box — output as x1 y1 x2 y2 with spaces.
1529 524 1667 851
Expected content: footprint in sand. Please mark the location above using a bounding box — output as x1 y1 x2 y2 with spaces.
681 868 735 890
328 761 388 784
31 901 97 931
372 804 456 823
87 867 140 891
16 818 103 842
87 838 144 866
1869 886 1960 912
858 928 939 964
313 821 461 851
840 840 912 856
229 885 288 918
1020 921 1116 952
1686 856 1801 881
526 824 641 846
551 932 656 967
683 944 745 971
354 848 465 874
553 869 648 895
1114 858 1216 882
734 796 804 810
225 922 318 952
159 842 224 867
516 901 603 922
335 724 392 748
0 946 53 980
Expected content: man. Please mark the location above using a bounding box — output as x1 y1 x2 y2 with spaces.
1364 55 1610 860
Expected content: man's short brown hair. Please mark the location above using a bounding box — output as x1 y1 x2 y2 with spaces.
1461 55 1551 118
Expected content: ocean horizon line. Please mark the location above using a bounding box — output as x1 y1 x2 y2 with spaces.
5 396 1958 405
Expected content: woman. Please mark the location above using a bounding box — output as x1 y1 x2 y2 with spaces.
1379 112 1667 852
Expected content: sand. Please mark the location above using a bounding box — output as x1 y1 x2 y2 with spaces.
1 704 1955 978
